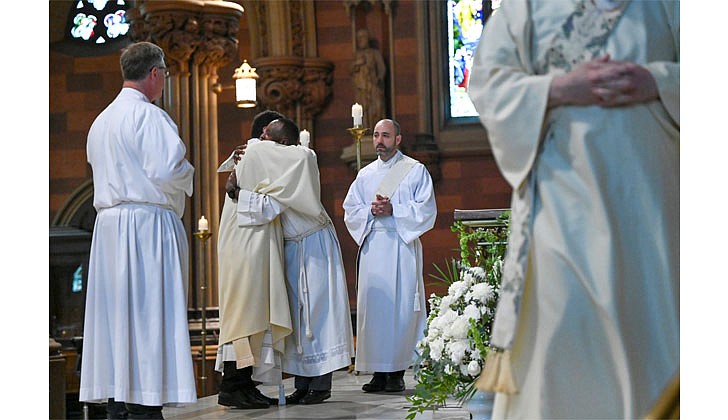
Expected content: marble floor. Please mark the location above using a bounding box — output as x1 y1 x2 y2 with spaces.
161 370 471 419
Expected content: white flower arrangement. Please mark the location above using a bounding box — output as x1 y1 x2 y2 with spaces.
406 263 501 418
407 215 509 419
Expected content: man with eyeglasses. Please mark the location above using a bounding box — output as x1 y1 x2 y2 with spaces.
80 41 196 419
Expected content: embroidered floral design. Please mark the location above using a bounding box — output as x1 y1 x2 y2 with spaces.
535 0 630 74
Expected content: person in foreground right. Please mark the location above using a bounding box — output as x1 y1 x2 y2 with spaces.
467 1 679 419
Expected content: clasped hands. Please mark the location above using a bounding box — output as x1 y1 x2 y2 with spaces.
549 55 658 108
371 194 392 217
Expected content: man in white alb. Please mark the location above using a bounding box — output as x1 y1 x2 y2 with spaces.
80 41 196 419
343 118 437 393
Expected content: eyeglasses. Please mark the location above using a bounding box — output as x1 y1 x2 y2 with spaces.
152 65 170 79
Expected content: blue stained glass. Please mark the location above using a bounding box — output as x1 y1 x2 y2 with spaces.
72 265 83 293
104 10 129 39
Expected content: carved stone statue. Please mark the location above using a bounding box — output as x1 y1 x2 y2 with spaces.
351 28 386 129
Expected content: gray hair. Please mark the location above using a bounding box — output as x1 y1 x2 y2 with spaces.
120 42 165 82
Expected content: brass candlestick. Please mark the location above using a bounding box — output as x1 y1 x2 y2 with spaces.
193 229 212 394
346 125 370 172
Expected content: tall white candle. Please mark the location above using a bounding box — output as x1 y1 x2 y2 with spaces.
352 103 363 127
300 129 310 148
198 215 209 232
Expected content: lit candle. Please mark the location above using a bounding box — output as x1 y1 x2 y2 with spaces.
198 215 209 232
300 129 310 148
352 103 363 127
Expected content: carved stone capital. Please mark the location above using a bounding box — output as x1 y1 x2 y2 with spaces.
302 58 334 120
252 56 305 116
127 7 150 42
194 13 241 71
129 0 243 73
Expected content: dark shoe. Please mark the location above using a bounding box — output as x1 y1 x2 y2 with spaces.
218 389 270 409
362 372 387 393
384 374 405 392
251 387 278 405
299 390 331 405
285 388 309 405
126 403 164 419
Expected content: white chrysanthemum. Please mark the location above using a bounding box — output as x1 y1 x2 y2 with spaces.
430 309 447 331
437 309 459 338
450 316 470 339
469 282 494 303
460 362 471 376
427 325 441 341
448 280 468 300
430 338 445 361
472 266 486 279
467 360 481 376
463 303 481 321
440 294 455 309
447 339 470 364
437 308 458 324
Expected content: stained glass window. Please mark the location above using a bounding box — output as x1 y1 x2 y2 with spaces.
72 265 84 293
67 0 130 45
447 0 501 118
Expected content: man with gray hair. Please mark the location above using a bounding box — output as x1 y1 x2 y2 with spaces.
80 41 196 419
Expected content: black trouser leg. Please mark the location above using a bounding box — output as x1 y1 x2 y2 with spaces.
308 372 333 391
294 372 333 392
126 403 164 419
294 375 312 391
220 361 255 392
106 398 128 419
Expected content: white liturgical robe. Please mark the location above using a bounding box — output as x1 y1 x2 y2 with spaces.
80 88 197 406
217 141 324 373
234 181 356 378
343 151 437 372
468 1 679 418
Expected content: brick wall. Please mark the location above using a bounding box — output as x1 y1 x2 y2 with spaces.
49 0 512 307
49 49 124 224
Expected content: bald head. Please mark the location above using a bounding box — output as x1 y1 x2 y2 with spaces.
261 117 300 146
373 119 401 162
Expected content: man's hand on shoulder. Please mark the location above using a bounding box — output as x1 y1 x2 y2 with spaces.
225 171 240 200
232 144 248 164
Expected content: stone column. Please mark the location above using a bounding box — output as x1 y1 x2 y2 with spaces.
128 0 244 309
245 0 335 149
